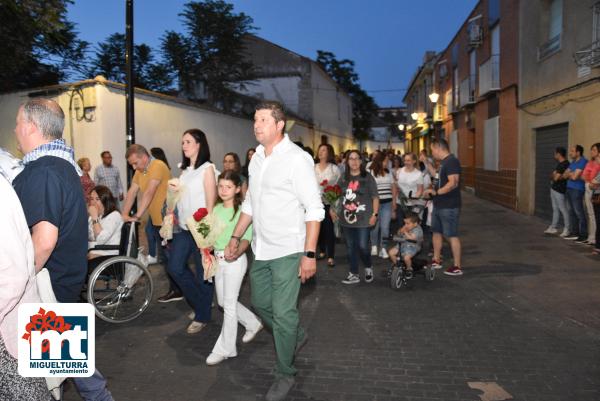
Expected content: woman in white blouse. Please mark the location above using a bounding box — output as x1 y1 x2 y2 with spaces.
88 185 123 259
169 129 218 335
395 152 424 225
315 143 341 267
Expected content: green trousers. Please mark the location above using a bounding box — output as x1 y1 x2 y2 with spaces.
250 253 305 377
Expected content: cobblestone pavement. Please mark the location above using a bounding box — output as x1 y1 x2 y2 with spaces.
64 193 600 401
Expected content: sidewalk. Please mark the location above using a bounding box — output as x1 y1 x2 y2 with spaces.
64 193 600 401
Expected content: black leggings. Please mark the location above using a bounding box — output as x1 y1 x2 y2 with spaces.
318 205 336 258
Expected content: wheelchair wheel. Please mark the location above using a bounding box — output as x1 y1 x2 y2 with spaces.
390 266 405 290
87 256 153 323
425 266 435 282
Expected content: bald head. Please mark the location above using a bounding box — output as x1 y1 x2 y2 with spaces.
21 98 65 140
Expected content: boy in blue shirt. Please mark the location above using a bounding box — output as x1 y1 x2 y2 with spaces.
563 145 588 241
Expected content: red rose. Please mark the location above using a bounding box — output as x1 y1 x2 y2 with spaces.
334 185 342 195
193 208 209 222
320 179 328 186
324 185 334 192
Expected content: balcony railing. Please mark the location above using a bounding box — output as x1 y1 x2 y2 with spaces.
459 75 476 107
574 39 600 68
478 55 500 96
538 33 561 61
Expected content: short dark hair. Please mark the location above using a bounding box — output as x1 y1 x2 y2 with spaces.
151 147 170 169
592 143 600 152
575 145 584 156
93 185 119 217
431 138 450 151
404 211 420 225
126 144 149 158
555 147 566 158
181 129 211 170
101 151 111 158
255 101 286 129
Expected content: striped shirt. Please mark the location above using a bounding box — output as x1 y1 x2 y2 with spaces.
370 170 394 203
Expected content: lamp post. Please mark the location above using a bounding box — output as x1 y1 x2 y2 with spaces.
428 92 439 140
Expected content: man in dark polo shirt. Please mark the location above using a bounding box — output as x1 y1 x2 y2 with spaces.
13 98 114 401
421 138 463 276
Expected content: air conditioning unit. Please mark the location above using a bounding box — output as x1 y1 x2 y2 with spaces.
468 23 483 47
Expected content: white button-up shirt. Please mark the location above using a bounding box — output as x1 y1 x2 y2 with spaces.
242 135 324 260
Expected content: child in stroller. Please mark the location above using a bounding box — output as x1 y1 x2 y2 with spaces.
388 212 423 279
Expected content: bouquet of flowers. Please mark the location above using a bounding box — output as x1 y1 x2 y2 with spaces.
159 178 184 241
186 207 226 281
320 179 343 205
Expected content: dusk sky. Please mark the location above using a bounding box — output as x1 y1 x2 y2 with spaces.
68 0 478 107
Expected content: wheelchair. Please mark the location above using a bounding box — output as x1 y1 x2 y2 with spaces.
86 222 154 323
389 196 435 290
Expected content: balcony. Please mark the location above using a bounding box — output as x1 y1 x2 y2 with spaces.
459 75 476 107
538 33 561 61
574 39 600 68
478 55 500 97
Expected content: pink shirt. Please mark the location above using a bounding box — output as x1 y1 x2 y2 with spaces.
0 177 40 358
582 160 600 183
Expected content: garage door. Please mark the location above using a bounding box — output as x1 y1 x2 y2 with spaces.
534 123 568 221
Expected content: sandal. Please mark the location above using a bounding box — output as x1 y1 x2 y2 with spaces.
327 258 335 267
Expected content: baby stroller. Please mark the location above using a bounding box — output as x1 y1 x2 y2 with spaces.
390 194 435 289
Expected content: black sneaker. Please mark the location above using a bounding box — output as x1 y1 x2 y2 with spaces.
574 237 588 244
157 290 184 303
405 269 413 279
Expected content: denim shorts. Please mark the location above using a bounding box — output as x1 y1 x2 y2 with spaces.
431 207 460 237
400 243 420 258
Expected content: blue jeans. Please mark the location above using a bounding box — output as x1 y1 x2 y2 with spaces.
145 218 161 258
72 370 114 401
550 188 570 230
566 188 587 237
343 226 372 274
167 231 213 323
370 201 392 249
431 207 460 237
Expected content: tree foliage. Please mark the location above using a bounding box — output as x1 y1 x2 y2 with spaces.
0 0 88 92
87 33 173 92
316 50 378 140
161 0 256 108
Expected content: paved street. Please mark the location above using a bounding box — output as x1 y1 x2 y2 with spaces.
65 193 600 401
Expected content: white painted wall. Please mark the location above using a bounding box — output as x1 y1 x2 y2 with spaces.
310 66 353 139
0 82 259 187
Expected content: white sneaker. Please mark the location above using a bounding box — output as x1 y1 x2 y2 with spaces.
187 311 195 320
379 248 389 259
370 246 378 256
544 227 558 234
146 255 158 264
341 273 360 284
206 353 228 366
560 229 570 237
242 323 263 344
364 267 374 283
186 321 206 334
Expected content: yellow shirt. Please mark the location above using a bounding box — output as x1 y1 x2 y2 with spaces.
132 159 171 226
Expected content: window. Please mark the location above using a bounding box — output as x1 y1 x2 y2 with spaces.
453 68 459 109
594 2 600 43
449 130 458 157
488 0 500 26
484 116 499 171
538 0 562 60
488 94 499 118
451 43 459 66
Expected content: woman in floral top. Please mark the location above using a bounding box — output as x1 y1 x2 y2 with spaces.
315 143 341 267
331 149 379 285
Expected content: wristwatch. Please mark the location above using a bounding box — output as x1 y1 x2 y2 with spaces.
304 251 316 259
372 212 379 217
231 235 241 243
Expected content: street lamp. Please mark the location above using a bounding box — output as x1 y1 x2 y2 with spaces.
411 112 419 121
428 92 439 140
398 124 405 131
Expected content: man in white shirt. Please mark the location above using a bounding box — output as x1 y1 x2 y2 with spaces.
226 101 324 401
